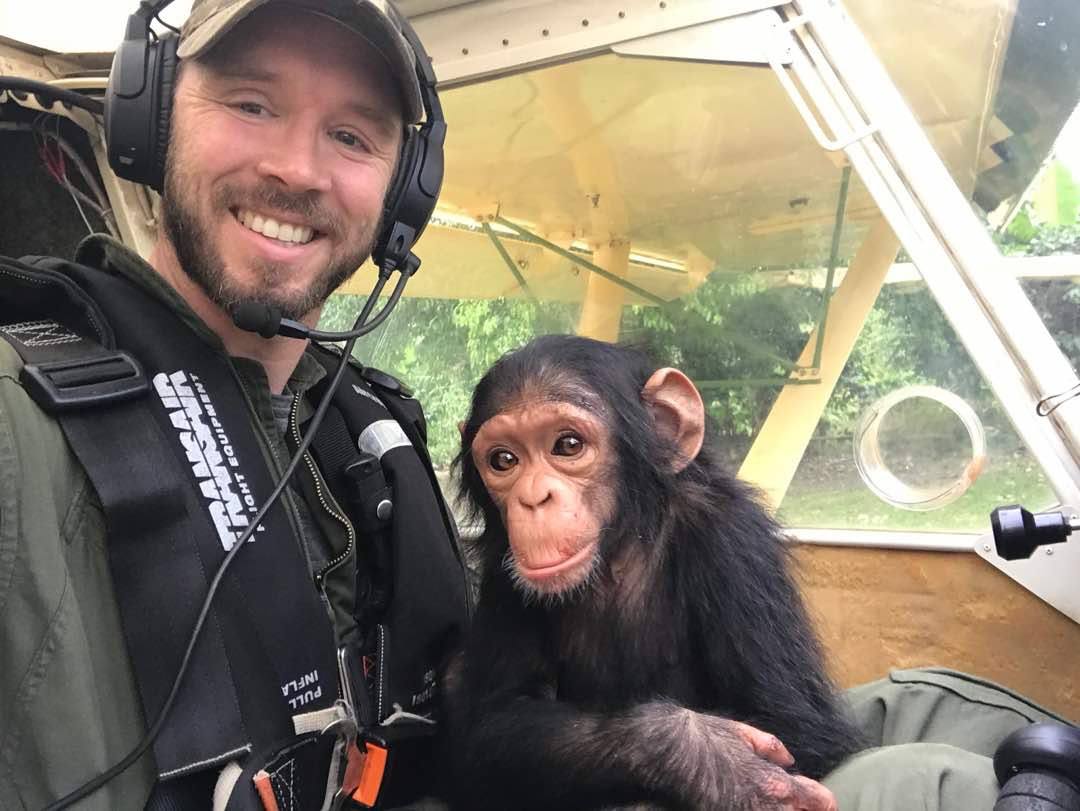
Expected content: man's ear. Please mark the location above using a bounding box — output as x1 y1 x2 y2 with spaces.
641 368 705 472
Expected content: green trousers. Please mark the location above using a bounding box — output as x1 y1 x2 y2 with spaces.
414 668 1071 809
826 668 1073 810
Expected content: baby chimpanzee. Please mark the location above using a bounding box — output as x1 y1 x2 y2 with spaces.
445 335 860 811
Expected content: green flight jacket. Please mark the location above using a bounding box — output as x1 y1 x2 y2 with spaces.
0 235 362 810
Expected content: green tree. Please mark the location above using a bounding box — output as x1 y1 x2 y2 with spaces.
319 294 575 466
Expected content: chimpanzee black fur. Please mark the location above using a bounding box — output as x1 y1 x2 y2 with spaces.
444 335 862 810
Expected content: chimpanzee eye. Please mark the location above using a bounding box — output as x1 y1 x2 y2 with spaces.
488 449 518 472
552 434 584 457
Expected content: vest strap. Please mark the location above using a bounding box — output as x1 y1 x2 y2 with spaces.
0 260 251 776
0 255 340 787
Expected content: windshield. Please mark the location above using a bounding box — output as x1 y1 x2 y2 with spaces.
317 4 1067 532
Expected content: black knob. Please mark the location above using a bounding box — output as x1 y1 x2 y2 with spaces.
994 723 1080 811
991 506 1072 561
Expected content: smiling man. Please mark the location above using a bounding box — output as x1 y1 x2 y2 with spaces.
0 1 469 809
157 4 407 390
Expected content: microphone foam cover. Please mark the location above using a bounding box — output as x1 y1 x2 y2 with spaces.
232 301 281 339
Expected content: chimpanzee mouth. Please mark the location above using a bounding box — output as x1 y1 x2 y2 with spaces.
514 542 599 600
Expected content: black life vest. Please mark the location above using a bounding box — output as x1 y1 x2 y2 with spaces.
0 250 470 810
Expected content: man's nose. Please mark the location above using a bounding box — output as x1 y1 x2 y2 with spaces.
255 120 332 193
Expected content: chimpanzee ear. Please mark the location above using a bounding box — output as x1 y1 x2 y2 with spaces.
641 368 705 472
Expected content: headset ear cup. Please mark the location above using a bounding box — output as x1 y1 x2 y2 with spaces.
383 128 418 227
151 36 179 192
374 128 420 268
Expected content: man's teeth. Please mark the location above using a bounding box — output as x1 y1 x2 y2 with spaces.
237 209 315 244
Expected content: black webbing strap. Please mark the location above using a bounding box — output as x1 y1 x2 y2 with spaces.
0 322 184 538
0 258 249 776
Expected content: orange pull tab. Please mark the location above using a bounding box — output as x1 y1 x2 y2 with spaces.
352 741 388 807
253 770 282 811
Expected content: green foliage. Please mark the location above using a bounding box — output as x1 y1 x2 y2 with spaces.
621 273 820 437
821 306 919 434
319 267 994 461
997 200 1080 367
1002 215 1080 256
319 293 575 466
1050 162 1080 225
322 215 1078 474
1004 206 1038 244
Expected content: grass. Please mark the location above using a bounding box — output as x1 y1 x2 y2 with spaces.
779 460 1056 532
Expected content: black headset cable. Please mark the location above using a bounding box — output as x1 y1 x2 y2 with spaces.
0 78 105 117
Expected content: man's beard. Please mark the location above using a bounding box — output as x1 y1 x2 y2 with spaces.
161 159 379 322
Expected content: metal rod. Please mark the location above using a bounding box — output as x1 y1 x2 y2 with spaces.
695 377 821 388
493 216 669 307
812 164 852 369
495 216 802 370
789 527 977 552
482 223 539 304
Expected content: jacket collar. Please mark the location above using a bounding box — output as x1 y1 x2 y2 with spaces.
73 233 327 395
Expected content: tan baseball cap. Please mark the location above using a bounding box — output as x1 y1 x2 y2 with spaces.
176 0 423 123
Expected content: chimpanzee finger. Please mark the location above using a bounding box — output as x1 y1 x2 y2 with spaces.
758 772 837 811
728 720 795 767
787 775 838 811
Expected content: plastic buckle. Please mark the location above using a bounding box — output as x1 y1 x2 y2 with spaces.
21 351 148 412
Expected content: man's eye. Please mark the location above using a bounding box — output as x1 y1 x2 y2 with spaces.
488 449 518 472
552 434 584 457
332 130 367 151
235 101 266 116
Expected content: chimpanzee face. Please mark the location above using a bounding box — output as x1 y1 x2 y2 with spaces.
470 399 616 600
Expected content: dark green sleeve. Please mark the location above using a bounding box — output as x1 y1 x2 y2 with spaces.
0 344 155 810
824 667 1073 811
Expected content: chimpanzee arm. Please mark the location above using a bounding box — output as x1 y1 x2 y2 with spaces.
443 568 834 811
687 494 863 779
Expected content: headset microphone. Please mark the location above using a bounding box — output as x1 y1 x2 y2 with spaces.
231 301 286 338
231 301 354 341
232 253 420 342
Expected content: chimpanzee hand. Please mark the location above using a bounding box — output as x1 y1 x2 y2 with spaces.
674 711 838 811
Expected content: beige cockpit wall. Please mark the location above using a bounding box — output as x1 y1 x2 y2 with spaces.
3 0 1078 714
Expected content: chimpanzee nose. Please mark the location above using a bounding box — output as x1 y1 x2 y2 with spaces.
514 471 556 509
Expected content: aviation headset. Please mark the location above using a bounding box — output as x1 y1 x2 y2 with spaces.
104 0 445 275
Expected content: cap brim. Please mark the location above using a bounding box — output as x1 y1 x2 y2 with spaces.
177 0 423 124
